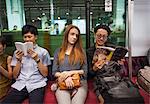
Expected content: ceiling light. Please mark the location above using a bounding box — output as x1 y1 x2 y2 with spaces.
78 16 80 19
58 16 60 19
42 13 45 16
37 17 41 20
66 12 69 15
32 19 35 22
39 8 42 10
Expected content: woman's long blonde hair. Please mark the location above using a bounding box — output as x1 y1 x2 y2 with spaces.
58 25 86 65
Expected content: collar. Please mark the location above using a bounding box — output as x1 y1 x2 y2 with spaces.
33 44 38 49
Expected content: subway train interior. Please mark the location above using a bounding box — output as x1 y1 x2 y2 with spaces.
0 0 149 104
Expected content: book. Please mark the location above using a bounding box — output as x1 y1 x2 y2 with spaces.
110 46 128 61
96 46 128 62
15 42 33 56
96 46 115 52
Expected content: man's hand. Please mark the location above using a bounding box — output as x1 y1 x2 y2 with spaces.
57 71 71 82
93 60 106 71
15 50 24 61
27 49 39 60
118 59 125 65
98 94 104 104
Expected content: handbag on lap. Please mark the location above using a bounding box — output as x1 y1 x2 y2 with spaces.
58 73 81 90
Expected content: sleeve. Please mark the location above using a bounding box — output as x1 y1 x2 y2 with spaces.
92 51 98 65
80 53 88 79
10 51 18 67
42 49 51 66
86 48 96 79
52 48 60 76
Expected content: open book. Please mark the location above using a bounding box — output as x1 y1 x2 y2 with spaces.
15 42 33 56
96 46 128 62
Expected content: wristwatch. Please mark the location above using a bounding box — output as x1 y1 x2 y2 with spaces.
17 58 21 62
36 58 40 63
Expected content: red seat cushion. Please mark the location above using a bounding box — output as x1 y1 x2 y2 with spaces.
22 79 149 104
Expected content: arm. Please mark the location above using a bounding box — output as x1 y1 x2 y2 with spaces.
93 60 106 71
92 53 102 72
28 49 50 77
13 50 24 79
55 70 84 79
86 47 96 78
0 56 13 79
36 59 48 77
80 53 88 79
55 70 84 83
98 94 104 104
67 70 84 75
65 50 88 79
13 61 22 79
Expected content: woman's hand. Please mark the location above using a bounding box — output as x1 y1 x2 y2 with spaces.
58 71 71 82
15 50 24 61
65 77 74 89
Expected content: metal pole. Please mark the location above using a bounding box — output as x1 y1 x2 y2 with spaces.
0 0 3 30
128 0 134 79
50 0 54 25
85 0 91 49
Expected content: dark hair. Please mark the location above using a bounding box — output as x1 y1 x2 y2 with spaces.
0 36 6 46
22 24 38 36
94 24 111 36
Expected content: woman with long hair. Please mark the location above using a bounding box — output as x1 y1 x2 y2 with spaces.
52 25 88 104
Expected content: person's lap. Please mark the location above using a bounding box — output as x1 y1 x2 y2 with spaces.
55 80 88 104
1 87 45 104
1 87 28 104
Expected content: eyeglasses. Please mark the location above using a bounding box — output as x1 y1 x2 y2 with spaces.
96 34 108 40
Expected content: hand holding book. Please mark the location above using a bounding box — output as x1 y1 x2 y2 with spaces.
15 42 33 56
93 46 128 71
27 48 39 62
110 46 128 62
96 46 128 62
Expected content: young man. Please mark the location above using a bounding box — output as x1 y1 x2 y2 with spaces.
2 25 51 104
87 25 144 104
87 25 114 79
87 25 113 104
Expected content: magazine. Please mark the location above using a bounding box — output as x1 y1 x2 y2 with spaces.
15 42 33 56
96 46 128 61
